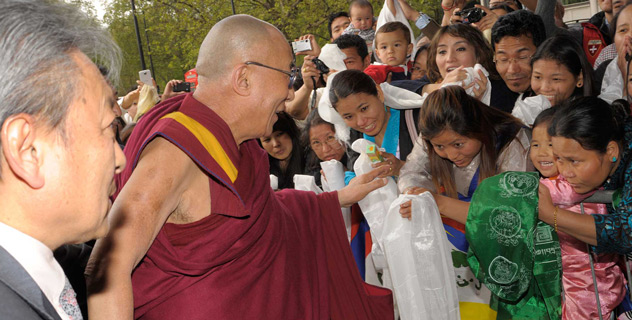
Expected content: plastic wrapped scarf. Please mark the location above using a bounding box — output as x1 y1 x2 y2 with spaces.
511 95 552 126
383 193 460 320
466 171 562 319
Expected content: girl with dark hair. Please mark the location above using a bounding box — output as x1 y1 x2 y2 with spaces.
539 97 632 255
407 24 518 113
399 85 529 216
397 86 529 316
530 33 596 107
329 69 421 180
410 43 429 81
600 3 632 103
259 112 305 190
426 24 499 86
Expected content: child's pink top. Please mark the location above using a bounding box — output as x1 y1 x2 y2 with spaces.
541 176 626 320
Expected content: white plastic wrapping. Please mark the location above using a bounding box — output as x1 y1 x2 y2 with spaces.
511 94 552 126
383 193 460 320
318 72 351 143
270 174 278 190
351 139 399 271
318 44 348 72
320 160 346 191
292 174 322 194
319 160 351 242
351 138 400 319
599 57 624 104
440 64 491 105
380 82 426 109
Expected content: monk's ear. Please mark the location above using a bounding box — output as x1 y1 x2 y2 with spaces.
1 114 44 189
232 64 251 97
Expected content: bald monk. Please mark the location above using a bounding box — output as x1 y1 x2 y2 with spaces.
86 15 393 319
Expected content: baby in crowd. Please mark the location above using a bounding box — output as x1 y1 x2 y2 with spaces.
364 21 413 84
343 0 376 55
531 108 625 320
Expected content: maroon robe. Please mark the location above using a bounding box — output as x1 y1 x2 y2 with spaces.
116 94 393 319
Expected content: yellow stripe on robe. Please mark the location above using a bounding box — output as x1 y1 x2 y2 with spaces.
460 301 497 319
161 112 238 183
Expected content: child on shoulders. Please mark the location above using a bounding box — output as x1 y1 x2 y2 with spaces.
364 21 413 84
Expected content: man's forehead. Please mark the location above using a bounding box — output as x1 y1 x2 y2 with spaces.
333 16 350 26
341 47 359 58
496 35 536 52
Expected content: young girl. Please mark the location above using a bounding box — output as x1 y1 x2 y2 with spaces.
600 3 632 103
530 33 596 107
398 85 530 317
329 69 421 182
533 107 626 320
259 112 305 189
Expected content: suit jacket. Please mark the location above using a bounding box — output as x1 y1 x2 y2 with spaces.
0 245 62 320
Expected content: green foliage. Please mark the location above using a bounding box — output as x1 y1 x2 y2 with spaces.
104 0 442 93
62 0 98 19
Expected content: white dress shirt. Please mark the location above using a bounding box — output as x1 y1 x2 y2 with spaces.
0 222 71 320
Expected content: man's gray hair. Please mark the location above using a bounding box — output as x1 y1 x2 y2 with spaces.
0 0 121 132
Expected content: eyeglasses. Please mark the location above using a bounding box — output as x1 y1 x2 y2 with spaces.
310 134 342 150
245 61 298 89
494 55 532 68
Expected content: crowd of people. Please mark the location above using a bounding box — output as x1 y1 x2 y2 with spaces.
4 0 632 319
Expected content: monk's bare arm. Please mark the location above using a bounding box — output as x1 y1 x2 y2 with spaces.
86 138 199 319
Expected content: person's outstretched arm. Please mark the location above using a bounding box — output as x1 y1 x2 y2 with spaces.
86 138 199 319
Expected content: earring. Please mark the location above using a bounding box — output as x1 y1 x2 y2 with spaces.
577 82 583 87
613 156 617 162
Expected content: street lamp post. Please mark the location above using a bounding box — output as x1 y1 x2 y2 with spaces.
130 0 146 70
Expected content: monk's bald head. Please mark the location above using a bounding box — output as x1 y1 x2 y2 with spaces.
196 15 288 82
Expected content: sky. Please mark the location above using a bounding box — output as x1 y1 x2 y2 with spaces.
88 0 107 22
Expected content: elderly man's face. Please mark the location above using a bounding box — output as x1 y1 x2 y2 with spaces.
249 35 296 138
46 51 126 243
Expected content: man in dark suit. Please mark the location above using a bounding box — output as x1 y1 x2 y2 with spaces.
0 1 126 319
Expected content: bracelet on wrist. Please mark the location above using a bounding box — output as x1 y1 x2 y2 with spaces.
441 2 456 11
553 206 559 232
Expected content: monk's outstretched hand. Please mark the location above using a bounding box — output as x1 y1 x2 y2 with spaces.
337 166 389 207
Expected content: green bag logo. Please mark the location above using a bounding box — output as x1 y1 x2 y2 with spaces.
499 172 538 198
488 256 519 284
489 206 522 246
